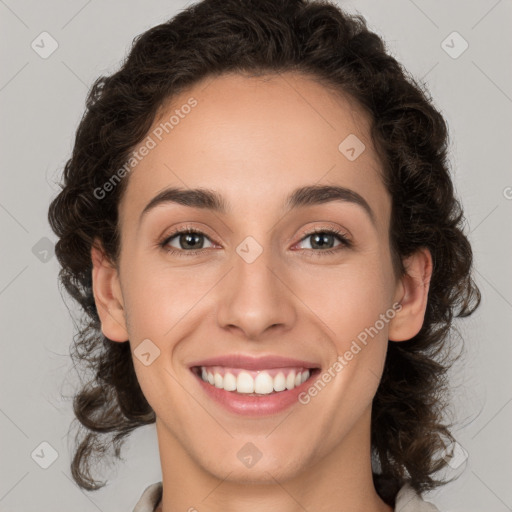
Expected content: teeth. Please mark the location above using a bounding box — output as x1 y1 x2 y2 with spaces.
223 372 237 391
254 372 274 394
214 372 223 388
199 367 313 394
286 371 296 390
273 372 286 392
237 371 254 393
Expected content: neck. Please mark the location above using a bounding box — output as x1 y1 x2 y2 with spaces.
155 407 392 512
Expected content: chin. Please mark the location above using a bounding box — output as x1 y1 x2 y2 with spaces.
193 440 316 485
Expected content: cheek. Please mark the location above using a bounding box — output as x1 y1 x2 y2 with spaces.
299 266 393 431
122 256 212 339
293 258 394 339
290 253 394 398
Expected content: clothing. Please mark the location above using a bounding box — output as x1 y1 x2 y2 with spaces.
132 481 440 511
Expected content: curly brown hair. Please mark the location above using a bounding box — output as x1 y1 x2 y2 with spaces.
47 0 481 505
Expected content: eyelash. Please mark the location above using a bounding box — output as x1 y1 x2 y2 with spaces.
158 225 352 258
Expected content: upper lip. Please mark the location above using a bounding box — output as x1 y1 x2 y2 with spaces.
189 354 320 371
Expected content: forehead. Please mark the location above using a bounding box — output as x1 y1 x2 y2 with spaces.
119 72 389 230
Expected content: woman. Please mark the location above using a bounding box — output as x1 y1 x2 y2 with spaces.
47 0 481 510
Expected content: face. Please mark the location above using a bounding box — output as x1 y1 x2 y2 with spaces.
94 72 423 484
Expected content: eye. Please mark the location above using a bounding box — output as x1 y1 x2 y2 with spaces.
160 228 214 256
295 227 351 254
158 226 351 258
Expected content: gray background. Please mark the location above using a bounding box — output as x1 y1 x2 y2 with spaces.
1 0 511 510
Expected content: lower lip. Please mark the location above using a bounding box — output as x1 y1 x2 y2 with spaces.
191 369 319 416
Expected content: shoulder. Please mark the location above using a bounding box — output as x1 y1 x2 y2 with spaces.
394 483 440 512
132 482 163 512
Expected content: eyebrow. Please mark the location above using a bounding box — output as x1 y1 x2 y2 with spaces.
139 184 376 225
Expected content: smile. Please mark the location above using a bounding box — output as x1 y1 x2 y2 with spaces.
189 355 321 416
195 366 313 395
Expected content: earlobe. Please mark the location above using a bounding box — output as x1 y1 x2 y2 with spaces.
388 247 433 342
90 239 129 342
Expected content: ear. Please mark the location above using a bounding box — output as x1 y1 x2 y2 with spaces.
90 239 129 342
388 247 433 342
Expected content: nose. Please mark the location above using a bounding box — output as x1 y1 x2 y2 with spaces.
215 242 297 341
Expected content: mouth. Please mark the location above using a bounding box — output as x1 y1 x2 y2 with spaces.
188 355 321 416
191 365 318 395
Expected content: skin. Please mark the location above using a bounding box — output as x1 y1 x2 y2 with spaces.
91 72 432 512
